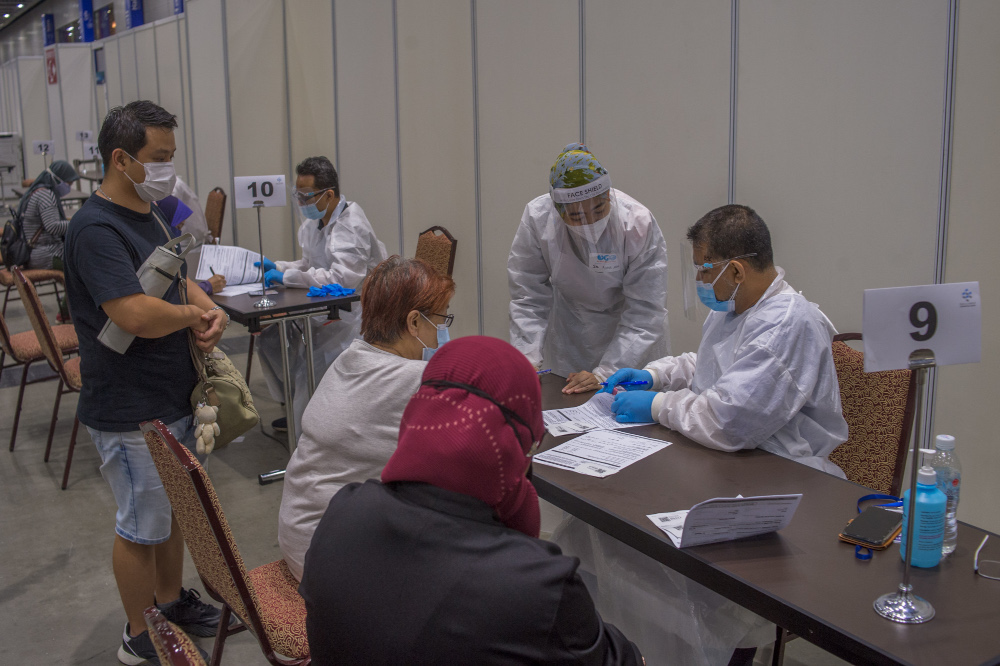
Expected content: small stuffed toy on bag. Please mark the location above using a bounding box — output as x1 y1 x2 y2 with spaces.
194 402 221 455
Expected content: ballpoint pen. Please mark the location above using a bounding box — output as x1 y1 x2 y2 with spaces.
536 369 552 375
210 266 217 276
599 380 649 388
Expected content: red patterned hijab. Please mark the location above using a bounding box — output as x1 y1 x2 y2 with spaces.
382 336 544 538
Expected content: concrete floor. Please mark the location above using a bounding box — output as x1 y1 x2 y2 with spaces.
0 294 849 665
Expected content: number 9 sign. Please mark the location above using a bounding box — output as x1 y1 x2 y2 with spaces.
234 175 287 209
863 282 981 372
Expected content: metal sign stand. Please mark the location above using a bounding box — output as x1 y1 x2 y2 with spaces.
874 348 937 624
42 148 50 171
252 200 274 308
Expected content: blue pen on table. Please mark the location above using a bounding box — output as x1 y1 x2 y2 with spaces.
536 369 552 375
599 380 649 388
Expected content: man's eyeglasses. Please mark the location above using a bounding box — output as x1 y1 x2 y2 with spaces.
694 253 757 276
293 188 333 205
975 535 1000 580
425 312 454 328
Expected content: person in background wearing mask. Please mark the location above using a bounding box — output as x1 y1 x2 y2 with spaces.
508 143 669 394
278 256 455 580
300 336 644 665
64 101 228 664
18 160 80 271
603 204 848 476
254 156 388 432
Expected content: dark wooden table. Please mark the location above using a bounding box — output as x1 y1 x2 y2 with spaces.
534 374 1000 666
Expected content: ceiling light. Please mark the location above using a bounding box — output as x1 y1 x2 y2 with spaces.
17 3 24 7
2 14 9 18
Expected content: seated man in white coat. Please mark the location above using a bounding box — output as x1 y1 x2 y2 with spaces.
554 205 848 666
603 203 848 477
255 156 388 430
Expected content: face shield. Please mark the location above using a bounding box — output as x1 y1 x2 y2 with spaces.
550 173 617 246
294 187 335 221
681 240 709 321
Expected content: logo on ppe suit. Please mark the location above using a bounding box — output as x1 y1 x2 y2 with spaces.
590 253 621 274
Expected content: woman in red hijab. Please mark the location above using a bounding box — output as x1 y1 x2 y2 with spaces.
300 336 643 665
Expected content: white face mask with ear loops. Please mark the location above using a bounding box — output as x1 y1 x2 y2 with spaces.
123 150 177 202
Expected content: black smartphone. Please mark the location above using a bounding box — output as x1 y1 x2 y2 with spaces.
841 506 903 547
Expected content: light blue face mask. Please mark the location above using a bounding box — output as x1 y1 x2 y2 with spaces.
299 203 326 220
416 312 450 361
696 261 740 312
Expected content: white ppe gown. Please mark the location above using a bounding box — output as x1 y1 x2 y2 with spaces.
647 268 848 476
508 189 669 379
258 198 388 426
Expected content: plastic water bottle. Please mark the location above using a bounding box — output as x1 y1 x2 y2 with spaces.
929 434 961 555
900 466 947 568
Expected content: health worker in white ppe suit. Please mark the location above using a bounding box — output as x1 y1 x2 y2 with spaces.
604 203 848 476
255 156 388 431
508 143 668 394
554 205 848 666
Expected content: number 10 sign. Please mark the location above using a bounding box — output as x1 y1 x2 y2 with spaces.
863 282 981 372
233 175 287 208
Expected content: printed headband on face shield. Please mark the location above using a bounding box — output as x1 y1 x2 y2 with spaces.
550 173 612 204
420 379 539 453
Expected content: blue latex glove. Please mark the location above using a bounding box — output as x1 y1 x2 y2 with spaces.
307 284 357 298
263 269 284 287
598 368 654 394
254 257 277 273
610 391 656 423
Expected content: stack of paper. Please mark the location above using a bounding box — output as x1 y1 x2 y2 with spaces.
532 429 670 478
543 392 655 436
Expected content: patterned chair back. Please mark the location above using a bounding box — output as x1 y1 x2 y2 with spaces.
828 333 917 496
415 226 457 277
144 607 207 666
204 187 227 244
12 267 76 387
141 422 262 641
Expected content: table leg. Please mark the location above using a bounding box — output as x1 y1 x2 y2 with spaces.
258 319 297 485
304 316 316 396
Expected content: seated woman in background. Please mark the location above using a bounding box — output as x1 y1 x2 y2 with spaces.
18 160 79 271
278 255 455 581
299 336 643 665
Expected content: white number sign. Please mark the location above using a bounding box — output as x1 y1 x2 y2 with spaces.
233 175 287 209
862 282 981 372
75 130 93 141
83 142 100 159
33 140 54 154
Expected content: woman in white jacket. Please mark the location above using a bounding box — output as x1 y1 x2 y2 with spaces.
278 256 455 580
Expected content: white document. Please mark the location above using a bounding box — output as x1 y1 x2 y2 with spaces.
533 429 670 478
215 282 277 297
542 392 655 433
648 494 802 548
195 245 263 285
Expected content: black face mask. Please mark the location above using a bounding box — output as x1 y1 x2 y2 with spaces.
420 379 539 454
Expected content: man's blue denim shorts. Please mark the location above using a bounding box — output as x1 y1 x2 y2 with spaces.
87 415 199 545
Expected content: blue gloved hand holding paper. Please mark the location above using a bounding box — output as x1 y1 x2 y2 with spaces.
254 256 277 273
611 390 656 423
598 368 653 394
263 269 284 287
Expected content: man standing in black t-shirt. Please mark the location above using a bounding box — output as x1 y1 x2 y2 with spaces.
64 101 229 664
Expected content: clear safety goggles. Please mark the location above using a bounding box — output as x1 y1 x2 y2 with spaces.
695 253 757 278
293 187 334 205
975 535 1000 581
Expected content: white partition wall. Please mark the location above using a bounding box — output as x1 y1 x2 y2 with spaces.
53 44 99 165
226 0 295 261
396 0 478 338
285 0 335 168
134 26 159 102
102 37 123 109
16 57 49 178
477 0 580 340
118 33 140 104
734 1 949 334
935 0 1000 534
154 17 190 183
586 0 731 356
334 0 401 256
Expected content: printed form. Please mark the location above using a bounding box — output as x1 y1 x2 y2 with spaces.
532 429 670 478
195 245 263 286
543 392 655 436
647 494 802 548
